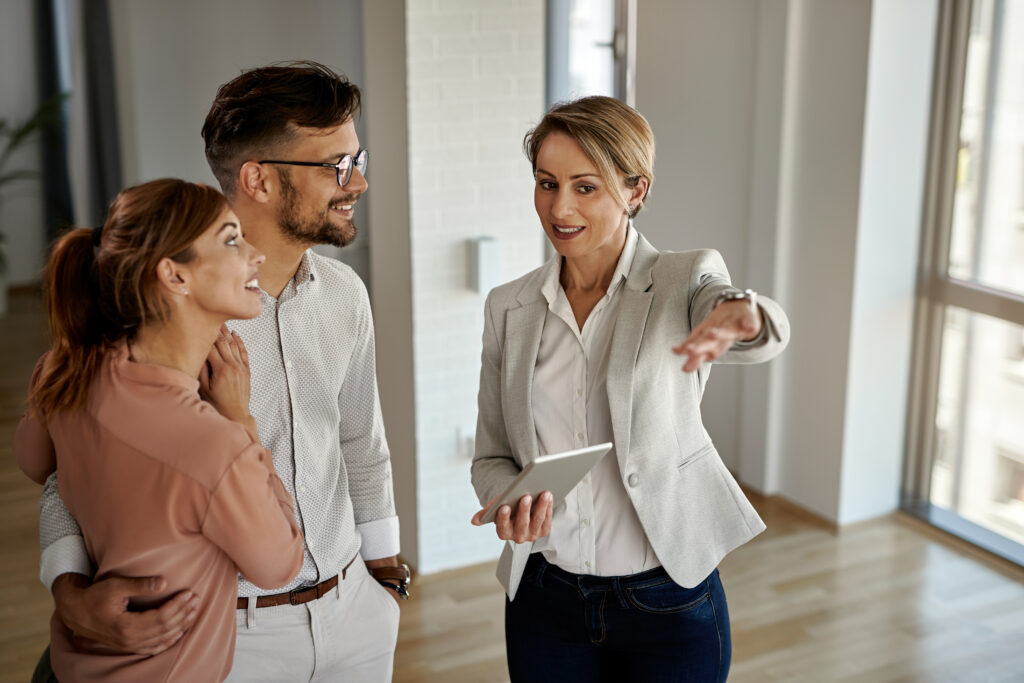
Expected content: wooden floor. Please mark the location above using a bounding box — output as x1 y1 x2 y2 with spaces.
3 288 1024 683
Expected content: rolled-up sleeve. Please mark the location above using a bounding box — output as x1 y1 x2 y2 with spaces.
38 473 92 591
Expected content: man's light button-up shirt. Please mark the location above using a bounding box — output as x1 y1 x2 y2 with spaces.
227 250 399 597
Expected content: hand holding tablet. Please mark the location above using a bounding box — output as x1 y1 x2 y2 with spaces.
471 443 612 543
472 491 555 544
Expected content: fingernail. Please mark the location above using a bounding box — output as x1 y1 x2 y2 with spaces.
523 496 532 505
183 591 194 601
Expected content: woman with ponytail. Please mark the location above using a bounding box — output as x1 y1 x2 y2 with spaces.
14 178 304 682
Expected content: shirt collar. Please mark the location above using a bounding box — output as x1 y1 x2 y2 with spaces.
295 250 318 288
268 250 318 305
540 223 639 305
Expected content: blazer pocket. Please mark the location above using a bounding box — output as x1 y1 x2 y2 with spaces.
677 442 716 471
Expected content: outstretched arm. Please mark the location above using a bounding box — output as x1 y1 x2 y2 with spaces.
672 250 790 370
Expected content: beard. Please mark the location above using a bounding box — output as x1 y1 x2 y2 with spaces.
277 170 358 248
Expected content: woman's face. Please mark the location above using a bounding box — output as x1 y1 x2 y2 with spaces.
180 207 265 322
533 132 638 265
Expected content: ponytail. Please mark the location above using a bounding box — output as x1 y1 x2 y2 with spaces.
29 228 109 416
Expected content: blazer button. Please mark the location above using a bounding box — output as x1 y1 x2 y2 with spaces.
627 473 639 487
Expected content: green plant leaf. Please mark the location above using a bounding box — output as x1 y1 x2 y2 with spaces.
0 92 67 172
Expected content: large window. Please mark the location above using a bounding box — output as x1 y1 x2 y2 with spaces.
906 0 1024 565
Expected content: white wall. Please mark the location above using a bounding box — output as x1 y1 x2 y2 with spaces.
405 0 546 574
0 0 45 287
634 0 939 525
770 0 939 524
770 0 873 521
839 0 938 523
635 0 760 472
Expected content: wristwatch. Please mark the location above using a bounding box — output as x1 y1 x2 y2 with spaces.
712 288 757 311
370 563 412 600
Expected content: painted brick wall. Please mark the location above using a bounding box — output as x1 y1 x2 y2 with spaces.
406 0 545 573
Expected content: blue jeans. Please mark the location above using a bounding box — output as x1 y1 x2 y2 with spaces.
505 553 731 682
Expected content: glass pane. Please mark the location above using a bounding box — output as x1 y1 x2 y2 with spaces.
931 306 1024 546
547 0 616 104
947 0 1024 298
567 0 616 98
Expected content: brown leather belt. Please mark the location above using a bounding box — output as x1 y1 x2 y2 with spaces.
237 557 355 609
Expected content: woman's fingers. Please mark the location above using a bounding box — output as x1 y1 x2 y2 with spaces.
215 327 248 368
673 302 758 372
494 504 514 539
512 495 533 542
226 332 243 365
471 496 499 527
206 340 226 369
531 491 553 539
674 326 723 371
213 334 232 361
234 332 249 368
484 493 554 543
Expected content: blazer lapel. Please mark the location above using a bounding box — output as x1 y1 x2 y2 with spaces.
503 300 547 466
607 234 660 469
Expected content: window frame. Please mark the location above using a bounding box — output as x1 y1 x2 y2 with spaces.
904 0 1024 567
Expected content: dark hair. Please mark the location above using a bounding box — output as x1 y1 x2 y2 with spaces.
202 60 362 196
30 179 227 416
524 96 655 217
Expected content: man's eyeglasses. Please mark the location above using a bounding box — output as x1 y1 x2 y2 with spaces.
259 149 369 188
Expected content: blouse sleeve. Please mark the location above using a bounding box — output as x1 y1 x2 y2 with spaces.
14 355 56 485
201 443 305 589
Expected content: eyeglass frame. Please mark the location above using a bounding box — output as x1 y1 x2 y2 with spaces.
258 148 369 188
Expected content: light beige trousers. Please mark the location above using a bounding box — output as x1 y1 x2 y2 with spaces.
224 559 401 682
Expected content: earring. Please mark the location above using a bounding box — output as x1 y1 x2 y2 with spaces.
181 287 189 295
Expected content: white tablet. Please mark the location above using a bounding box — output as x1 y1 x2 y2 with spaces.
478 442 613 525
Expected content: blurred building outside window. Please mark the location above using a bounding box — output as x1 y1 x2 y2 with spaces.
919 0 1024 559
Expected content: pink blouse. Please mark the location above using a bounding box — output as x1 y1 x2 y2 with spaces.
14 343 304 682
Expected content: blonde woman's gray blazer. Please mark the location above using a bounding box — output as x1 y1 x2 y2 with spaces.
471 232 790 600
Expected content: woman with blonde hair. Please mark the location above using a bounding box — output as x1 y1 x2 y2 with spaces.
471 96 790 681
15 178 304 681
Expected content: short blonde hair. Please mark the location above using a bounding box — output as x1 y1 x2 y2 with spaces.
524 96 655 217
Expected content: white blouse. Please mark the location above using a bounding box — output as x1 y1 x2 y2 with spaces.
530 226 661 576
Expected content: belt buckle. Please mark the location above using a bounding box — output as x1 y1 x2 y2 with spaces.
288 586 307 606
